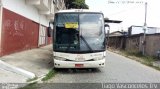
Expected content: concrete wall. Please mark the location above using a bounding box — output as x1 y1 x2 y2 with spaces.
109 34 160 56
126 34 160 56
0 0 50 56
0 1 2 56
125 35 142 53
108 36 126 49
0 0 67 56
1 8 39 56
145 34 160 56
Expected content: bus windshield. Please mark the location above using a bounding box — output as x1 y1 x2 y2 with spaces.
54 13 105 53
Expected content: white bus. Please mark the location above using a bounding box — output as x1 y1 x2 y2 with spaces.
48 9 108 68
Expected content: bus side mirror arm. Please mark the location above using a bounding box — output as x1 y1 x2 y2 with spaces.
47 22 53 37
47 27 52 37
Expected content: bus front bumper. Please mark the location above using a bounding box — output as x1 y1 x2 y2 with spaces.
54 59 105 68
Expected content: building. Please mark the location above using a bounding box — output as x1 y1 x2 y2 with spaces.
0 0 66 56
125 33 160 56
128 25 160 36
108 30 160 56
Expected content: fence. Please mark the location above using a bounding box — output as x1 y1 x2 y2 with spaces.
108 33 160 56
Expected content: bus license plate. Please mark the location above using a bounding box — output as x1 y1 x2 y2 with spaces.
75 64 83 68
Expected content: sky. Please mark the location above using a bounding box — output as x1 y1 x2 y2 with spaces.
86 0 160 32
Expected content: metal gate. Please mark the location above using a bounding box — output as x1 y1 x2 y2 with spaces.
38 25 47 46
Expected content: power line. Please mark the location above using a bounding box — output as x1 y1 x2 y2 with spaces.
108 5 143 17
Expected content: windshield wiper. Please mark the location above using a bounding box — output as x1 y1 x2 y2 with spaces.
80 36 93 52
65 33 73 52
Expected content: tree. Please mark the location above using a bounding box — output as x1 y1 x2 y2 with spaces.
65 0 89 9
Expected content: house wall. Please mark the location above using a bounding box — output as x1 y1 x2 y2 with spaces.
1 8 39 56
0 0 50 56
1 0 49 26
0 0 66 56
0 1 3 56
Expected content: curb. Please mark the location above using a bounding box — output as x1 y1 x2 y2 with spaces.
0 60 36 79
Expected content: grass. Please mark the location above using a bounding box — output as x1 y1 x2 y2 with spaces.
109 48 160 71
19 68 57 89
19 69 57 89
41 69 56 81
127 52 155 66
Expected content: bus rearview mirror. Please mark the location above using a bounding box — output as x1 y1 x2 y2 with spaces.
104 24 110 27
47 27 52 37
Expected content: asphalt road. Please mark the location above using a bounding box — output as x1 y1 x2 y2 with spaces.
39 51 160 89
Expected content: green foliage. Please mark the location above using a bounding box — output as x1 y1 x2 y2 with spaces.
42 69 56 81
124 51 157 62
65 0 89 9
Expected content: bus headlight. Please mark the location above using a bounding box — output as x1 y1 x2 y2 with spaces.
93 57 104 61
54 57 66 61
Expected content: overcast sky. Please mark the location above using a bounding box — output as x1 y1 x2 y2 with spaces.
86 0 160 32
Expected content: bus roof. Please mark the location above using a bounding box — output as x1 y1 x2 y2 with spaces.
56 9 103 14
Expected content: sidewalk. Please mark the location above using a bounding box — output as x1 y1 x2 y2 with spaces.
0 45 53 83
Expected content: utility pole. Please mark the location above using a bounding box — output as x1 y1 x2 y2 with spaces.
142 2 147 55
105 24 110 48
107 28 110 48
